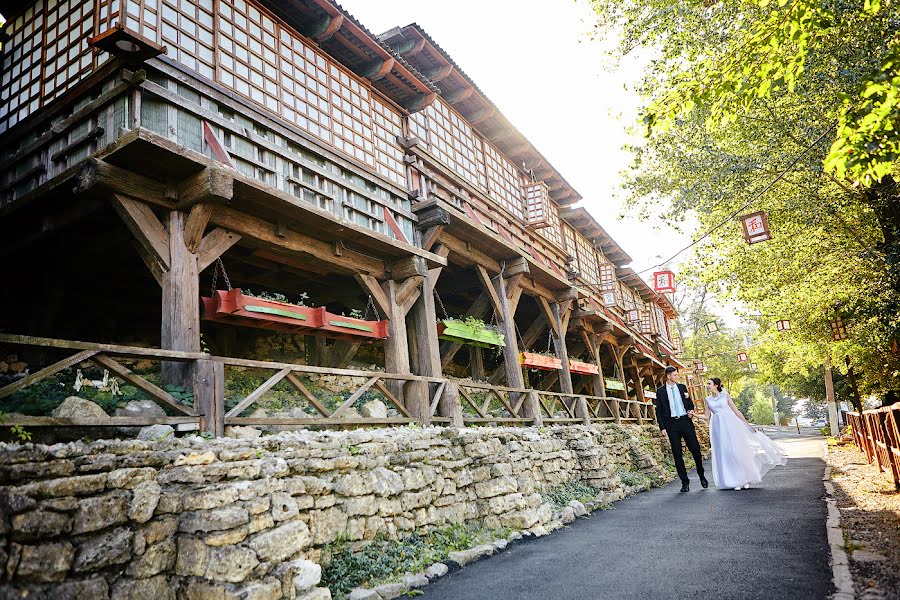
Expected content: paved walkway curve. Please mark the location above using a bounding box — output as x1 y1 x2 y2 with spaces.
419 429 831 600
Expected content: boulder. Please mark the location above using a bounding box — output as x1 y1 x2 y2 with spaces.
137 424 174 441
114 400 166 418
361 400 387 419
225 425 262 439
51 397 107 419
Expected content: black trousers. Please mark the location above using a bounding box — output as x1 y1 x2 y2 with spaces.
665 418 705 484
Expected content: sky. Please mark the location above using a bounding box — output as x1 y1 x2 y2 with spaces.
339 0 694 276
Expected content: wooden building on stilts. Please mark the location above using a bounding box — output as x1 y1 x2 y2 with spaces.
0 1 684 434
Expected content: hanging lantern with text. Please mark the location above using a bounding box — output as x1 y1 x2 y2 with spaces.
737 352 749 363
653 270 676 293
776 319 791 332
830 318 848 341
750 363 758 372
601 290 619 308
705 321 719 334
627 309 641 324
740 211 773 244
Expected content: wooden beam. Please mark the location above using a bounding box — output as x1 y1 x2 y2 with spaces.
355 274 393 319
421 225 444 252
76 158 170 208
161 211 201 389
197 228 241 272
184 203 213 253
210 205 386 277
225 368 291 419
0 350 98 400
176 168 234 208
110 194 170 270
389 255 427 280
396 276 423 311
476 265 503 317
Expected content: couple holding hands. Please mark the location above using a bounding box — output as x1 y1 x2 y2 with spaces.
655 366 787 492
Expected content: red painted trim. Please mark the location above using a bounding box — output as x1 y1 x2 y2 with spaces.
382 206 409 244
203 121 236 168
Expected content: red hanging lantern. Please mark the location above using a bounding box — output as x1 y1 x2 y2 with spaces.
830 318 848 341
653 270 676 293
740 211 772 244
776 319 791 331
737 352 749 363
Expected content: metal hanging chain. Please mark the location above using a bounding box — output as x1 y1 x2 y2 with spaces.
364 295 380 321
433 288 451 321
211 257 233 295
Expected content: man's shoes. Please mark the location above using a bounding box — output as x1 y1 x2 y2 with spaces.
700 477 709 489
680 482 690 493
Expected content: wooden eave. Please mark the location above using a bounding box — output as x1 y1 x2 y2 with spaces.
558 206 633 267
261 0 438 112
379 23 582 207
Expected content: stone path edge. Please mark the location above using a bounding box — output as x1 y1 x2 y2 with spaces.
823 444 854 600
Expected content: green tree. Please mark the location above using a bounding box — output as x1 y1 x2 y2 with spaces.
590 0 900 401
749 396 776 425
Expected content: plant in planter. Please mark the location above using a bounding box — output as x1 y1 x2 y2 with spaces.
520 351 562 371
568 359 600 375
605 378 626 391
437 316 505 348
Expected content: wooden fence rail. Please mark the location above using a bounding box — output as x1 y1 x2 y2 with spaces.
846 403 900 489
0 334 656 436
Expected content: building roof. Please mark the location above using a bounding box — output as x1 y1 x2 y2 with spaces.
378 23 582 207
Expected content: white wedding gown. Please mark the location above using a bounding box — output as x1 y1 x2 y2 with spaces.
707 391 788 489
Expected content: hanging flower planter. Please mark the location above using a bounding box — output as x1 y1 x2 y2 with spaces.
520 351 562 371
321 311 389 340
202 289 388 340
569 359 600 375
202 289 323 333
437 319 505 348
605 378 625 391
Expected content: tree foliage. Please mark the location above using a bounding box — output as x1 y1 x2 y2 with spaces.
590 0 900 399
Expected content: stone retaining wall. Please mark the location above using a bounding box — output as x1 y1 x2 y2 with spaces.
0 423 708 599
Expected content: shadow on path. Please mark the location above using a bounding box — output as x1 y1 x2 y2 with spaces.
418 429 831 600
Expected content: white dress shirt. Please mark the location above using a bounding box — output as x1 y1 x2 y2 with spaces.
666 384 686 418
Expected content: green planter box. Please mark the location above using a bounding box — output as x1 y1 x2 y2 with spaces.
605 378 625 391
437 320 505 348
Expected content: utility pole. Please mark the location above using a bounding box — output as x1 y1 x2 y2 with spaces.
769 383 780 427
824 357 840 437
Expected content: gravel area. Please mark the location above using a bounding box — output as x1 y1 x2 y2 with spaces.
827 444 900 600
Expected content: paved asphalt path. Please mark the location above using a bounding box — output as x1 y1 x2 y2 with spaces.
418 428 831 600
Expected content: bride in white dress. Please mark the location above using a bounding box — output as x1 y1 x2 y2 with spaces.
693 377 788 490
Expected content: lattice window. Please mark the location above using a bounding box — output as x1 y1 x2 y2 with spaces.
575 234 599 285
483 140 525 219
42 0 94 103
640 309 653 335
653 305 668 340
598 263 616 291
329 64 375 167
218 0 280 113
408 111 429 145
97 0 122 30
525 181 552 228
278 30 331 142
423 99 482 188
0 3 45 131
371 96 405 186
156 0 215 81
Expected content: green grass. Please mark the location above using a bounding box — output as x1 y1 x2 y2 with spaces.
542 480 604 510
321 522 510 599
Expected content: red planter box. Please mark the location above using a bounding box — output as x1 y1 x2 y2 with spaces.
520 352 562 371
568 360 600 375
201 289 387 340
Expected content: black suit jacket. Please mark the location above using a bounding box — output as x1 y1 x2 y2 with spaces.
655 383 694 432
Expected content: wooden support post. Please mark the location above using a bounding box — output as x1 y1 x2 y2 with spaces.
381 279 409 390
404 379 430 426
411 268 442 378
525 389 543 426
161 210 200 389
439 381 464 428
196 359 225 437
631 357 645 425
471 347 485 381
493 271 525 392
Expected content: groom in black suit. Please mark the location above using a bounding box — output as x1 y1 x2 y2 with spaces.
655 366 707 492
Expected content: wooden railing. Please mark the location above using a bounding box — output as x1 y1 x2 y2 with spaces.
846 403 900 489
0 334 656 436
